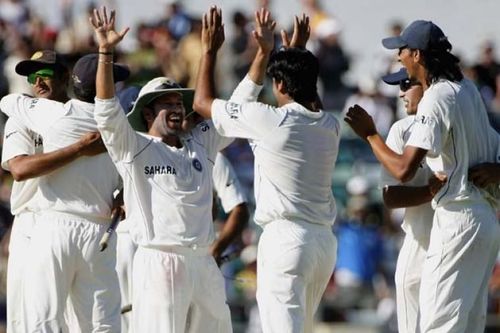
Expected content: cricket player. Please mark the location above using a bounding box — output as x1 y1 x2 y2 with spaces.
91 7 233 332
345 20 500 332
0 52 130 332
379 68 446 333
1 50 115 333
194 7 339 333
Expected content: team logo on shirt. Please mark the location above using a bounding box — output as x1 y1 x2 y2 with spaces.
28 99 39 109
192 158 202 172
224 102 240 119
144 165 177 175
198 121 210 132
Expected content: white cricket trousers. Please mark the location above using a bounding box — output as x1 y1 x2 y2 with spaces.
132 246 232 333
394 233 429 333
419 200 500 333
115 227 137 333
23 212 121 333
257 219 337 333
7 212 36 333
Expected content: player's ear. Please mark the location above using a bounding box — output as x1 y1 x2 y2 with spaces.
276 80 287 94
413 49 422 64
142 106 155 129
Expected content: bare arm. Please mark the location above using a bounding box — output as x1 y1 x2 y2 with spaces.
383 173 447 208
345 104 427 182
211 203 249 264
8 132 106 181
90 7 129 100
193 6 225 119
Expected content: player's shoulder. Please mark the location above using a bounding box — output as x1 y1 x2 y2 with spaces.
390 116 415 133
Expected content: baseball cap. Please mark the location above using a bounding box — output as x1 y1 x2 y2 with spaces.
127 77 194 132
381 20 449 51
117 86 141 114
72 54 130 92
15 50 68 76
382 68 409 85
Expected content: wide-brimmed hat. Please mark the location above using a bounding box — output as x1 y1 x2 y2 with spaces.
127 77 194 132
15 50 68 76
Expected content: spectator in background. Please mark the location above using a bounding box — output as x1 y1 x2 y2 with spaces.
314 18 350 111
230 11 255 82
472 40 500 104
343 75 393 137
160 0 191 41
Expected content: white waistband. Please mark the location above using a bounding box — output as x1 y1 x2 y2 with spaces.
37 211 111 225
139 244 210 256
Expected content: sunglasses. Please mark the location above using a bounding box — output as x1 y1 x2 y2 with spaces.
399 79 420 92
27 68 54 85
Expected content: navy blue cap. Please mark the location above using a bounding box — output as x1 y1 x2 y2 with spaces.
117 86 140 114
382 68 409 85
72 54 130 91
382 20 448 51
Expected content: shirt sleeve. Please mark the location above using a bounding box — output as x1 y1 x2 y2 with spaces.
94 97 148 163
211 99 284 141
228 75 263 104
0 94 66 136
1 118 35 171
406 92 447 157
190 120 234 162
379 124 403 188
212 153 247 213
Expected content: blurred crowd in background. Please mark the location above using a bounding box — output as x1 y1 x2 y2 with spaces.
0 0 498 332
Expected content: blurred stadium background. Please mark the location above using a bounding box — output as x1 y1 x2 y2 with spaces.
0 0 499 332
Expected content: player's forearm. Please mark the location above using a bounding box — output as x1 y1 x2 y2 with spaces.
193 52 217 119
383 185 433 209
367 134 421 182
96 48 115 100
212 203 249 254
8 142 85 181
248 48 270 86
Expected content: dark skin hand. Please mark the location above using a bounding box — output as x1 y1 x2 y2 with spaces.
469 163 500 188
344 104 378 140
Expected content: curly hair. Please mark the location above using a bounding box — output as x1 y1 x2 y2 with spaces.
420 37 463 84
266 47 319 105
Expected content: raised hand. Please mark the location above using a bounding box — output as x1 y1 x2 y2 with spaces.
201 6 225 54
281 14 310 49
344 104 378 140
89 6 129 51
252 8 276 54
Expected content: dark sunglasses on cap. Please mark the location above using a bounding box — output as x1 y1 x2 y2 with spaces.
27 68 54 85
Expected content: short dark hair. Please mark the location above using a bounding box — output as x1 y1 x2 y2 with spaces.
73 85 95 103
266 48 319 104
420 38 463 84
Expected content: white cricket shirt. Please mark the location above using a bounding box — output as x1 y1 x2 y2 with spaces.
212 76 340 227
213 153 247 213
0 94 121 222
406 78 500 208
94 97 233 248
1 117 42 215
380 116 434 243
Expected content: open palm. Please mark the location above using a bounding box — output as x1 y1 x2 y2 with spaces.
89 7 129 50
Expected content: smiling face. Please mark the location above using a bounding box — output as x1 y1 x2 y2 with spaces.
30 69 67 101
399 80 423 115
150 92 186 137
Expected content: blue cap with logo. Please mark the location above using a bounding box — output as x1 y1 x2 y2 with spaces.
382 20 449 51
